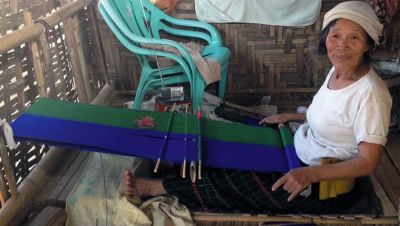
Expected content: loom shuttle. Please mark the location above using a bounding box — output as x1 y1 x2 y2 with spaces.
190 161 197 183
153 103 176 173
180 105 189 178
197 106 202 179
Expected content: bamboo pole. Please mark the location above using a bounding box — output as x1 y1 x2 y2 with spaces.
10 0 26 111
226 87 319 94
14 51 26 110
86 3 109 84
192 213 399 225
0 0 94 54
0 171 9 206
9 0 17 13
0 137 18 198
62 12 90 102
38 33 57 98
23 10 47 97
0 83 115 226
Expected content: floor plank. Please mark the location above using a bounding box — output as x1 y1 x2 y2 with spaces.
374 150 400 210
56 152 90 205
370 175 397 216
385 133 400 172
33 150 87 209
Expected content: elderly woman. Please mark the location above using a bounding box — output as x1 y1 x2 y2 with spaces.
123 1 392 214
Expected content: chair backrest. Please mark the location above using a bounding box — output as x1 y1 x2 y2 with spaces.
99 0 147 66
99 0 182 68
112 0 150 38
112 0 169 39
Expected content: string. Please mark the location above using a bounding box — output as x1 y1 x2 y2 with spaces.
137 0 165 87
154 103 176 173
180 105 189 178
100 153 108 226
196 106 202 179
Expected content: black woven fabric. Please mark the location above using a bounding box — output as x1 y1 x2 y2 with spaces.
163 167 379 214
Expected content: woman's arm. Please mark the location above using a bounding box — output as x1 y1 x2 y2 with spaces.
272 142 384 201
259 113 306 125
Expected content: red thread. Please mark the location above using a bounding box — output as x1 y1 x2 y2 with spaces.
134 116 155 128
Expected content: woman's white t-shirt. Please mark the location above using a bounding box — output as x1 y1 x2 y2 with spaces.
294 66 392 166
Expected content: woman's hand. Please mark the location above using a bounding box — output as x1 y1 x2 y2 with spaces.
272 142 384 201
272 167 315 201
259 113 305 125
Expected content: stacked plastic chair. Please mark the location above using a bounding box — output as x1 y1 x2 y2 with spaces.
98 0 231 110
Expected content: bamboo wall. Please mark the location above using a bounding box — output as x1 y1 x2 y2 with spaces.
97 0 400 111
0 0 106 208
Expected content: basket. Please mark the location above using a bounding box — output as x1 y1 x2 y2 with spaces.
371 58 400 77
371 41 400 78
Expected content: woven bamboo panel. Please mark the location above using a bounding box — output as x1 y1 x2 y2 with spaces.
0 0 101 198
0 0 60 196
0 0 59 35
98 0 400 111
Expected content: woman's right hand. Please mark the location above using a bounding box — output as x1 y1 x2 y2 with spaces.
258 113 305 125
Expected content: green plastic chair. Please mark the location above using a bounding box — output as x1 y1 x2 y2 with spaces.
98 0 230 110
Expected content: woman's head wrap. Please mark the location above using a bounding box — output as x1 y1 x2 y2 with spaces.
322 1 383 45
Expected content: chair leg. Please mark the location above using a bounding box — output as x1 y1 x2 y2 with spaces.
218 64 229 100
133 89 144 110
133 73 150 110
192 79 206 111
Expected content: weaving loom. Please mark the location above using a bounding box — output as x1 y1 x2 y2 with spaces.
11 98 300 173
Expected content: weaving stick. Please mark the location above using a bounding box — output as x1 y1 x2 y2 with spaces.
197 106 202 179
190 161 196 183
180 105 189 178
154 103 176 173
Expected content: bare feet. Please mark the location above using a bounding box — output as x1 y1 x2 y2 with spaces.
123 169 167 198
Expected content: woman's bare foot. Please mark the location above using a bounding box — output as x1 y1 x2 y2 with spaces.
123 169 167 198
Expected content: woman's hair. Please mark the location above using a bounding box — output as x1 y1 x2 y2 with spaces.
317 20 375 61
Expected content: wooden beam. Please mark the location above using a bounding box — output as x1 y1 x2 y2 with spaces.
227 87 319 94
192 212 398 225
0 0 94 54
25 206 67 226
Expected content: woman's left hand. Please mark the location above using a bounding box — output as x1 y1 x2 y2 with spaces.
272 167 315 201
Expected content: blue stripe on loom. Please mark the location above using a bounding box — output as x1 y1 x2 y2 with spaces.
12 114 291 172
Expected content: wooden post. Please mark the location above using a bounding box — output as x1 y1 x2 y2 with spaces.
0 136 18 198
23 10 47 97
13 50 26 111
9 0 17 13
63 15 91 102
0 171 9 206
60 0 92 102
37 33 57 98
9 0 26 112
86 3 108 85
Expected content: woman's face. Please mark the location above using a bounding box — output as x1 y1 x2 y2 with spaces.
326 19 369 71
